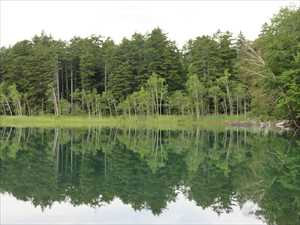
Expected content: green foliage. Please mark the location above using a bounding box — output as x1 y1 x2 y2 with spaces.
169 90 189 115
256 7 300 124
186 73 206 118
0 8 299 126
145 73 168 115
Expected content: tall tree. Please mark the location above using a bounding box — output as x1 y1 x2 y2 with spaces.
145 28 185 92
256 7 300 125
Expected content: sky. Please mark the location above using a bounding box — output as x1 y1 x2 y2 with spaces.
3 193 263 224
0 0 299 48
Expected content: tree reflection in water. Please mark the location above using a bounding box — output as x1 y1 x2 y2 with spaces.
0 127 299 225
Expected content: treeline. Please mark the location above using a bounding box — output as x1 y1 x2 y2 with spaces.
0 7 299 125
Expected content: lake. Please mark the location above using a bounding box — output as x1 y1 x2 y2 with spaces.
0 127 299 224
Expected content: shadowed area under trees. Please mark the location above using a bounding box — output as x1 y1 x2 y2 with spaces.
0 7 299 126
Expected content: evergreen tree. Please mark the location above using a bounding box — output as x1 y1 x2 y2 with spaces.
145 28 185 92
0 7 298 125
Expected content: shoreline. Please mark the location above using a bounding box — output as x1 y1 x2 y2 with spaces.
0 115 293 132
0 115 250 130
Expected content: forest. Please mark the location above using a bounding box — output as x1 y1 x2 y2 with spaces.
0 7 299 126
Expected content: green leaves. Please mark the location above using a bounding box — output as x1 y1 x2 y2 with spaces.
257 7 300 124
0 8 299 124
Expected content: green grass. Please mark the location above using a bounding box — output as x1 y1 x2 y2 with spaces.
0 115 249 130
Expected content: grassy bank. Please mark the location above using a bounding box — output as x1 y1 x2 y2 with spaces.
0 115 248 130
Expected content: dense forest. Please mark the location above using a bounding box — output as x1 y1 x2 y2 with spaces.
0 7 299 126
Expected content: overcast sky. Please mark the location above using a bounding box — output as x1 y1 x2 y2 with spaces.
1 0 299 48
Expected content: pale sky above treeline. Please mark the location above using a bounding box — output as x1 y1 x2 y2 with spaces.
1 0 299 47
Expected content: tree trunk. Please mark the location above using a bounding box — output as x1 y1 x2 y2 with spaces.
244 99 247 118
1 103 7 115
214 96 218 115
81 91 85 112
87 103 91 118
201 99 204 116
25 99 31 116
128 106 131 118
55 65 60 115
17 100 22 116
236 96 239 116
226 84 233 115
196 103 200 119
155 88 159 115
41 98 44 115
113 102 117 115
223 98 228 115
70 64 74 113
52 87 59 116
104 62 108 92
4 96 12 116
109 104 112 117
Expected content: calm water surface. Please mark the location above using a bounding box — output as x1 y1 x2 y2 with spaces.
0 127 299 224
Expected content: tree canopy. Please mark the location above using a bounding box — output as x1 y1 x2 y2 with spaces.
0 7 299 126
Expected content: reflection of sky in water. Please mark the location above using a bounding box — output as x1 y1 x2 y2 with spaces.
2 192 265 224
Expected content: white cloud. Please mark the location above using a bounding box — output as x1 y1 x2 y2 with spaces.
0 0 298 47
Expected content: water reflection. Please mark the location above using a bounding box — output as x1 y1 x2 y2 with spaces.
0 127 299 224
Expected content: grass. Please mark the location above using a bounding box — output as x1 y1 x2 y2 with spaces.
0 115 249 130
